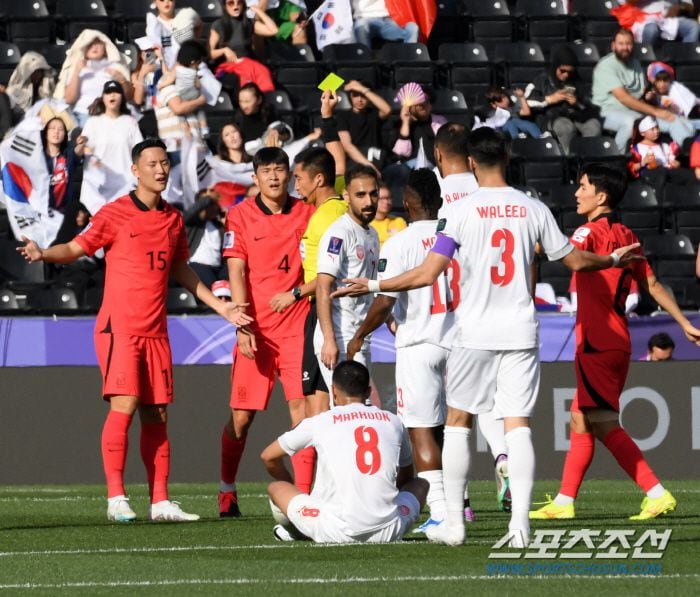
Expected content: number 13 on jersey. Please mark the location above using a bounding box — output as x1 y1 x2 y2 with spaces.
431 258 461 315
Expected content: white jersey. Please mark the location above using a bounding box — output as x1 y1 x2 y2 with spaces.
278 402 412 535
441 186 572 350
378 220 455 349
316 213 380 348
437 170 479 221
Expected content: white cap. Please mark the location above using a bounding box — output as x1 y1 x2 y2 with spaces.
639 116 658 133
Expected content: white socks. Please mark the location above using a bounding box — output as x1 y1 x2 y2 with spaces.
441 426 471 528
478 410 507 458
417 469 446 521
505 427 534 537
553 494 574 506
647 484 665 499
220 481 237 493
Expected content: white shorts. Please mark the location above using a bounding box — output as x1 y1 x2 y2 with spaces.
446 347 540 418
287 491 420 544
396 343 449 428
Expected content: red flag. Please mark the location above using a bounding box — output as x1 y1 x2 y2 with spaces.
385 0 437 43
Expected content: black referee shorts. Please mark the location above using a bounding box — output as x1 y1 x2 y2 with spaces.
302 300 328 396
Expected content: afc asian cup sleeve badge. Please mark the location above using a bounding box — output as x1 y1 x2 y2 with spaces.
327 236 343 255
223 231 234 249
356 245 365 260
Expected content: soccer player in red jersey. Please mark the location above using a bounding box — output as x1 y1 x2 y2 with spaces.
218 147 315 517
530 164 700 521
17 139 251 522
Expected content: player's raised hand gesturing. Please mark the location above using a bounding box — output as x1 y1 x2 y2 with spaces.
330 277 370 298
613 242 644 267
219 302 254 327
16 237 44 262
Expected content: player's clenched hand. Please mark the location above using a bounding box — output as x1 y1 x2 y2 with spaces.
613 243 645 267
330 277 370 298
236 328 257 359
220 301 253 327
16 236 43 262
269 291 295 313
321 337 339 370
682 323 700 345
346 336 363 361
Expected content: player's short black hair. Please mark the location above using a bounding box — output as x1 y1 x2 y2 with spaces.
345 164 378 187
580 163 627 209
296 147 335 187
405 169 442 214
132 138 167 163
648 332 675 351
332 361 370 398
435 122 470 157
253 146 289 171
466 127 508 168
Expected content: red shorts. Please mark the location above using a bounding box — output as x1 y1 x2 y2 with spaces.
95 332 173 405
572 350 630 413
230 335 304 410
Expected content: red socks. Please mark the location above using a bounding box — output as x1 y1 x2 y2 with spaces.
560 431 595 499
221 427 247 485
140 421 170 504
101 411 132 499
291 447 316 494
603 427 659 492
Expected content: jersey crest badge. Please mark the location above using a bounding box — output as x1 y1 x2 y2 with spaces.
572 226 591 244
223 231 234 249
378 258 387 272
327 236 343 255
437 218 446 232
356 245 365 260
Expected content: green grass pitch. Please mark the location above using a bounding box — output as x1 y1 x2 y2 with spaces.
1 480 698 596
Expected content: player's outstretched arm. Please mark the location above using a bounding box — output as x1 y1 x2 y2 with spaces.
347 295 395 361
643 273 700 345
16 237 86 264
561 243 643 272
170 260 253 327
261 440 294 483
332 252 450 298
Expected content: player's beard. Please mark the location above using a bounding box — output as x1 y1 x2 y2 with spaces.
353 205 376 227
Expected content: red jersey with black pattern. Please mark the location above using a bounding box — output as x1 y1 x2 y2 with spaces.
223 195 314 339
570 213 652 353
74 192 189 337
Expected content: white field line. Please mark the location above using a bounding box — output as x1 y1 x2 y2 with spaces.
1 574 698 590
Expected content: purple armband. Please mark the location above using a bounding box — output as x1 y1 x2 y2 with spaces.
431 233 457 258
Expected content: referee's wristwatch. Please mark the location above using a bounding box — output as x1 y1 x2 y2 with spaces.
292 287 303 301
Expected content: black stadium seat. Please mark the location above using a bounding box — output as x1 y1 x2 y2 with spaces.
1 0 53 45
461 0 515 56
167 287 199 313
569 136 627 179
114 0 153 42
571 0 619 55
27 287 80 314
619 182 662 240
494 42 546 89
379 43 434 88
665 183 700 246
658 42 700 96
643 233 697 306
322 43 378 89
438 43 493 106
515 0 571 56
187 0 223 23
56 0 112 41
0 42 21 86
510 137 568 195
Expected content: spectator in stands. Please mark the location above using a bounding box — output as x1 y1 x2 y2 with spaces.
526 45 602 154
392 85 446 165
42 116 86 215
210 0 277 92
245 120 321 164
234 82 275 142
592 28 694 151
212 279 232 301
645 332 675 361
57 32 133 128
214 122 256 208
267 0 310 46
615 0 698 45
131 47 164 138
689 133 700 179
370 183 407 247
149 0 202 68
352 0 419 47
483 86 545 140
337 79 392 172
184 188 227 288
644 61 700 118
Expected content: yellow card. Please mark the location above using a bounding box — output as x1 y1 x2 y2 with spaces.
318 72 345 93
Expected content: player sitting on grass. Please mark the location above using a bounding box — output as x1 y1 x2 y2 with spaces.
530 164 700 522
261 360 428 543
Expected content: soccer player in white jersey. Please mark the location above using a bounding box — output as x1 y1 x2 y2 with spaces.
346 169 452 530
315 165 380 395
333 127 643 547
261 360 428 543
434 120 511 520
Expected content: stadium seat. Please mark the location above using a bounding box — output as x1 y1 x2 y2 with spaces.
0 241 46 291
204 91 236 134
38 43 71 70
427 1 461 56
560 41 600 87
115 42 139 72
167 287 199 313
379 43 434 88
83 285 104 312
619 182 662 240
27 287 80 313
569 136 626 179
546 182 585 233
538 258 571 296
0 288 21 312
643 233 697 306
114 0 153 42
1 0 53 45
431 89 468 114
658 42 700 96
438 42 493 106
267 42 320 106
186 0 223 23
632 43 656 69
460 0 515 57
515 0 571 56
322 43 378 89
665 183 700 246
510 137 568 195
56 0 113 41
571 0 619 56
494 42 546 89
0 42 21 86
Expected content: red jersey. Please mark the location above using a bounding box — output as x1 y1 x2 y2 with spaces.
74 193 189 338
570 213 652 353
223 195 314 338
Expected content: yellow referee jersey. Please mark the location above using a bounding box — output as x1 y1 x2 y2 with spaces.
301 197 347 284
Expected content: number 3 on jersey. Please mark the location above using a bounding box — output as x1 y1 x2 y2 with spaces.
491 228 515 286
430 258 461 315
